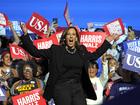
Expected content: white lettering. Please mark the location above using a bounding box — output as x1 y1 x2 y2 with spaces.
126 54 136 66
34 93 40 100
34 101 39 105
16 93 40 105
29 16 38 27
17 98 23 105
134 57 140 68
35 21 44 31
80 35 102 43
37 40 53 49
29 16 48 34
25 96 31 104
83 43 98 48
11 47 19 55
11 47 26 56
40 24 48 33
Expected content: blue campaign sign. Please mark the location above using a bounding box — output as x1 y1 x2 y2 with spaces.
96 58 103 77
123 40 140 53
5 21 34 39
122 50 140 73
5 21 23 38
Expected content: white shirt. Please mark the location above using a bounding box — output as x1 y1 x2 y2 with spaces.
86 77 104 105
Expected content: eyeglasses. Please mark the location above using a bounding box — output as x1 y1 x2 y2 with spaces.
23 68 33 72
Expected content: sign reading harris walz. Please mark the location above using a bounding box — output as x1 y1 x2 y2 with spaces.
122 50 140 73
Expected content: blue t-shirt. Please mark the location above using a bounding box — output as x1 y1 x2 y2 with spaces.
110 82 136 97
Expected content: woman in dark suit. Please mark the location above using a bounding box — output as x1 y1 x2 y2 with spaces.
20 25 117 105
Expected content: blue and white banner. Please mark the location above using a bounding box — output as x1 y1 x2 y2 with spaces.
5 21 33 38
123 40 140 53
5 21 22 38
122 50 140 73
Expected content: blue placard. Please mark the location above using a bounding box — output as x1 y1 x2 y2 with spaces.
96 58 103 77
123 40 140 53
122 50 140 73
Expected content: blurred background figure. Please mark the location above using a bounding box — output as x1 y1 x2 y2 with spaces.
10 61 44 96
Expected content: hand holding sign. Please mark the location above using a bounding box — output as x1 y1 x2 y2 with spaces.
80 32 107 52
103 18 125 36
33 33 59 49
105 33 120 42
9 44 30 61
26 13 50 38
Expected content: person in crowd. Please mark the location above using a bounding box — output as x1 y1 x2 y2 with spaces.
106 43 120 60
108 57 122 82
86 61 108 105
127 26 136 41
7 59 25 88
0 36 12 64
10 61 44 96
8 21 21 45
94 28 105 32
108 79 136 100
0 49 12 80
0 59 24 105
87 22 95 32
104 57 123 99
102 84 140 105
103 58 138 103
0 36 11 49
20 25 118 105
0 49 12 105
31 56 49 83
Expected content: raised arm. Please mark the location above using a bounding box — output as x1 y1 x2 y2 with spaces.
20 24 52 59
87 34 119 61
8 21 20 44
99 54 109 88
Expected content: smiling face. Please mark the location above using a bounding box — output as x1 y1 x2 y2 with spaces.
88 64 98 78
108 58 118 71
2 53 11 67
65 28 78 49
23 65 33 80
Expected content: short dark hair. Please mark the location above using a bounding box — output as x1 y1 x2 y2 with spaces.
88 61 99 69
94 28 105 32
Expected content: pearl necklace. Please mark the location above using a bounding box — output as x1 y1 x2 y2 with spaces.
65 46 77 54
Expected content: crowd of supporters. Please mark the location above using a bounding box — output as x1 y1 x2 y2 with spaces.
0 19 140 105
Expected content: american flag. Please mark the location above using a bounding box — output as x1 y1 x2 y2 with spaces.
64 1 71 26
